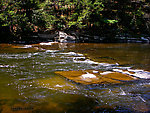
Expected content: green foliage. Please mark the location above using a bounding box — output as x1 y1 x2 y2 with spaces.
0 0 149 41
0 0 44 37
104 19 118 24
39 0 104 30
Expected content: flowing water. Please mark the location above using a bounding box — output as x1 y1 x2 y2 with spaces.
0 43 150 113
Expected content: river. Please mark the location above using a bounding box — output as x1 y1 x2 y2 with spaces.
0 43 150 113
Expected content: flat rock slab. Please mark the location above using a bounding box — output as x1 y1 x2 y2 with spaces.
55 70 137 85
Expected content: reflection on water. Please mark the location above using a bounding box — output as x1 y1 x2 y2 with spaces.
0 43 150 113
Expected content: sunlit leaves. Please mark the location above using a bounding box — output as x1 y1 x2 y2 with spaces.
104 19 119 24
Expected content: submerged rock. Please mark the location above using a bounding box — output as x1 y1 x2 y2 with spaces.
55 70 136 85
0 44 38 53
35 76 78 91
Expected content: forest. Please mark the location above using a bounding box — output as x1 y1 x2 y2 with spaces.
0 0 150 43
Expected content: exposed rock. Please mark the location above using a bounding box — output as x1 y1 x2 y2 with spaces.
55 70 136 85
38 33 57 41
55 31 76 43
81 72 97 79
141 37 149 43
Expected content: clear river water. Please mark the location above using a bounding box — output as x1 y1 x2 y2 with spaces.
0 43 150 113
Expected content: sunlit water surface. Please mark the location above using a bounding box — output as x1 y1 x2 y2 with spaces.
0 43 150 113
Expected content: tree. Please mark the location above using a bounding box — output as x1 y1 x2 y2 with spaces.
40 0 104 31
0 0 149 42
0 0 44 40
110 0 148 36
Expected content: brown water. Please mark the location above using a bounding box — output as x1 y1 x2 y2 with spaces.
0 43 150 113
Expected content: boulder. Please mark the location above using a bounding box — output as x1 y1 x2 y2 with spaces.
56 31 76 43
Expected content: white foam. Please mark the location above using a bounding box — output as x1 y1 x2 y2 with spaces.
127 69 150 79
45 50 59 53
132 71 150 79
115 66 131 69
40 42 54 45
99 63 116 67
73 57 118 67
73 57 86 59
113 69 132 75
100 71 114 75
127 69 143 72
119 88 126 96
33 53 39 55
62 52 76 55
18 45 33 48
81 72 97 79
113 69 123 73
60 52 83 56
0 65 9 68
73 59 99 64
138 96 146 102
0 65 16 68
93 70 99 73
113 68 150 79
55 84 63 87
121 71 132 75
23 45 32 48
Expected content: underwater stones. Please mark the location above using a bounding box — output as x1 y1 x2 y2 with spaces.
55 70 136 85
0 44 39 53
1 104 34 113
35 76 78 91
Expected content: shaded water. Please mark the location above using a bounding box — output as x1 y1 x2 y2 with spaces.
0 43 150 113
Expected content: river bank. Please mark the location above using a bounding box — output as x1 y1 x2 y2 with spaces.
0 31 150 44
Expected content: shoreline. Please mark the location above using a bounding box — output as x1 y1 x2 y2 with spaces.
0 31 150 44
